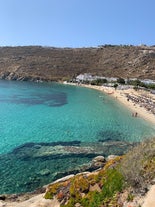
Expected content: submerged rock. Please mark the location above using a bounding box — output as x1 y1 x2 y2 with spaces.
0 140 136 194
98 130 126 141
11 140 134 160
38 169 51 176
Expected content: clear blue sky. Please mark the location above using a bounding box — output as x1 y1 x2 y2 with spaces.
0 0 155 47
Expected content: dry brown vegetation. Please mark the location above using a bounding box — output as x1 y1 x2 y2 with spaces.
0 45 155 81
120 138 155 193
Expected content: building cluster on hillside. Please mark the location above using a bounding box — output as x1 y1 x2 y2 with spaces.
76 73 117 83
141 79 155 85
75 73 155 85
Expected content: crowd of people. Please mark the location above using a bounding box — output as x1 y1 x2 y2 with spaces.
125 92 155 115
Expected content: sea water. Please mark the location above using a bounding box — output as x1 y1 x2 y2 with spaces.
0 80 155 194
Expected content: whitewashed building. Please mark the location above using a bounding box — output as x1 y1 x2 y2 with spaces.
76 73 95 82
140 79 155 85
76 74 118 83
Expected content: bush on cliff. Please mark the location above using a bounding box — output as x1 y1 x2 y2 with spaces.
45 156 126 207
120 138 155 193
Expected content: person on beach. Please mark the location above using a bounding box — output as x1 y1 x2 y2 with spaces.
135 112 138 117
132 112 138 117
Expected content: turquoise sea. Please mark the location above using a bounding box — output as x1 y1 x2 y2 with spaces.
0 80 155 194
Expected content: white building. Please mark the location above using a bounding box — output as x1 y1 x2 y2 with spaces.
76 74 118 83
76 73 95 82
140 79 155 85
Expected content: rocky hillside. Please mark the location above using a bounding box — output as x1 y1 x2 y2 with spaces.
0 45 155 81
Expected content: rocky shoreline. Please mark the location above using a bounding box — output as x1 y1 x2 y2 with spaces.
0 154 151 207
0 138 136 205
0 71 49 82
0 140 136 195
0 138 155 207
0 155 118 206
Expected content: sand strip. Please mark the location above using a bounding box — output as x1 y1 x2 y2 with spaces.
64 82 155 125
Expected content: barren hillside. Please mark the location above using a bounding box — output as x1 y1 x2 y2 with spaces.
0 45 155 81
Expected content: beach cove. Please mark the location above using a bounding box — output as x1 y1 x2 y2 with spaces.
0 80 155 195
71 83 155 125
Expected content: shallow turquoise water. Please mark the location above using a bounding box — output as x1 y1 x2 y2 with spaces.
0 80 154 154
0 80 155 194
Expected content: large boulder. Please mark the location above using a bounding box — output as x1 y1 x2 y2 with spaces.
91 156 106 170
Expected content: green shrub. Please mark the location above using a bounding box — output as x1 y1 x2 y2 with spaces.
148 84 155 89
81 191 102 207
90 78 107 86
101 168 124 199
80 168 125 207
117 78 125 84
44 191 53 199
44 181 68 200
47 157 125 207
127 193 134 202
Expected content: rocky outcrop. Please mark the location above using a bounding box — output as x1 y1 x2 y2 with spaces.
90 155 106 169
1 138 155 206
0 155 117 207
1 154 155 207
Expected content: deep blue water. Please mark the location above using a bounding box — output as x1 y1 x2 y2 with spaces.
0 80 155 194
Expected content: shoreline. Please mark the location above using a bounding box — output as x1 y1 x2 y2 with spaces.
64 82 155 125
1 81 155 206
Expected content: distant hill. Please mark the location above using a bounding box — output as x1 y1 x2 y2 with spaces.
0 45 155 81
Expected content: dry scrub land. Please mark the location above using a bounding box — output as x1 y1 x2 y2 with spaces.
0 45 155 81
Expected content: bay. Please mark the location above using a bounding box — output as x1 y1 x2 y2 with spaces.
0 80 155 194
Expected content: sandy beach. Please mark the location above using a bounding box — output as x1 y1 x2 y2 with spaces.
64 82 155 125
86 84 155 125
